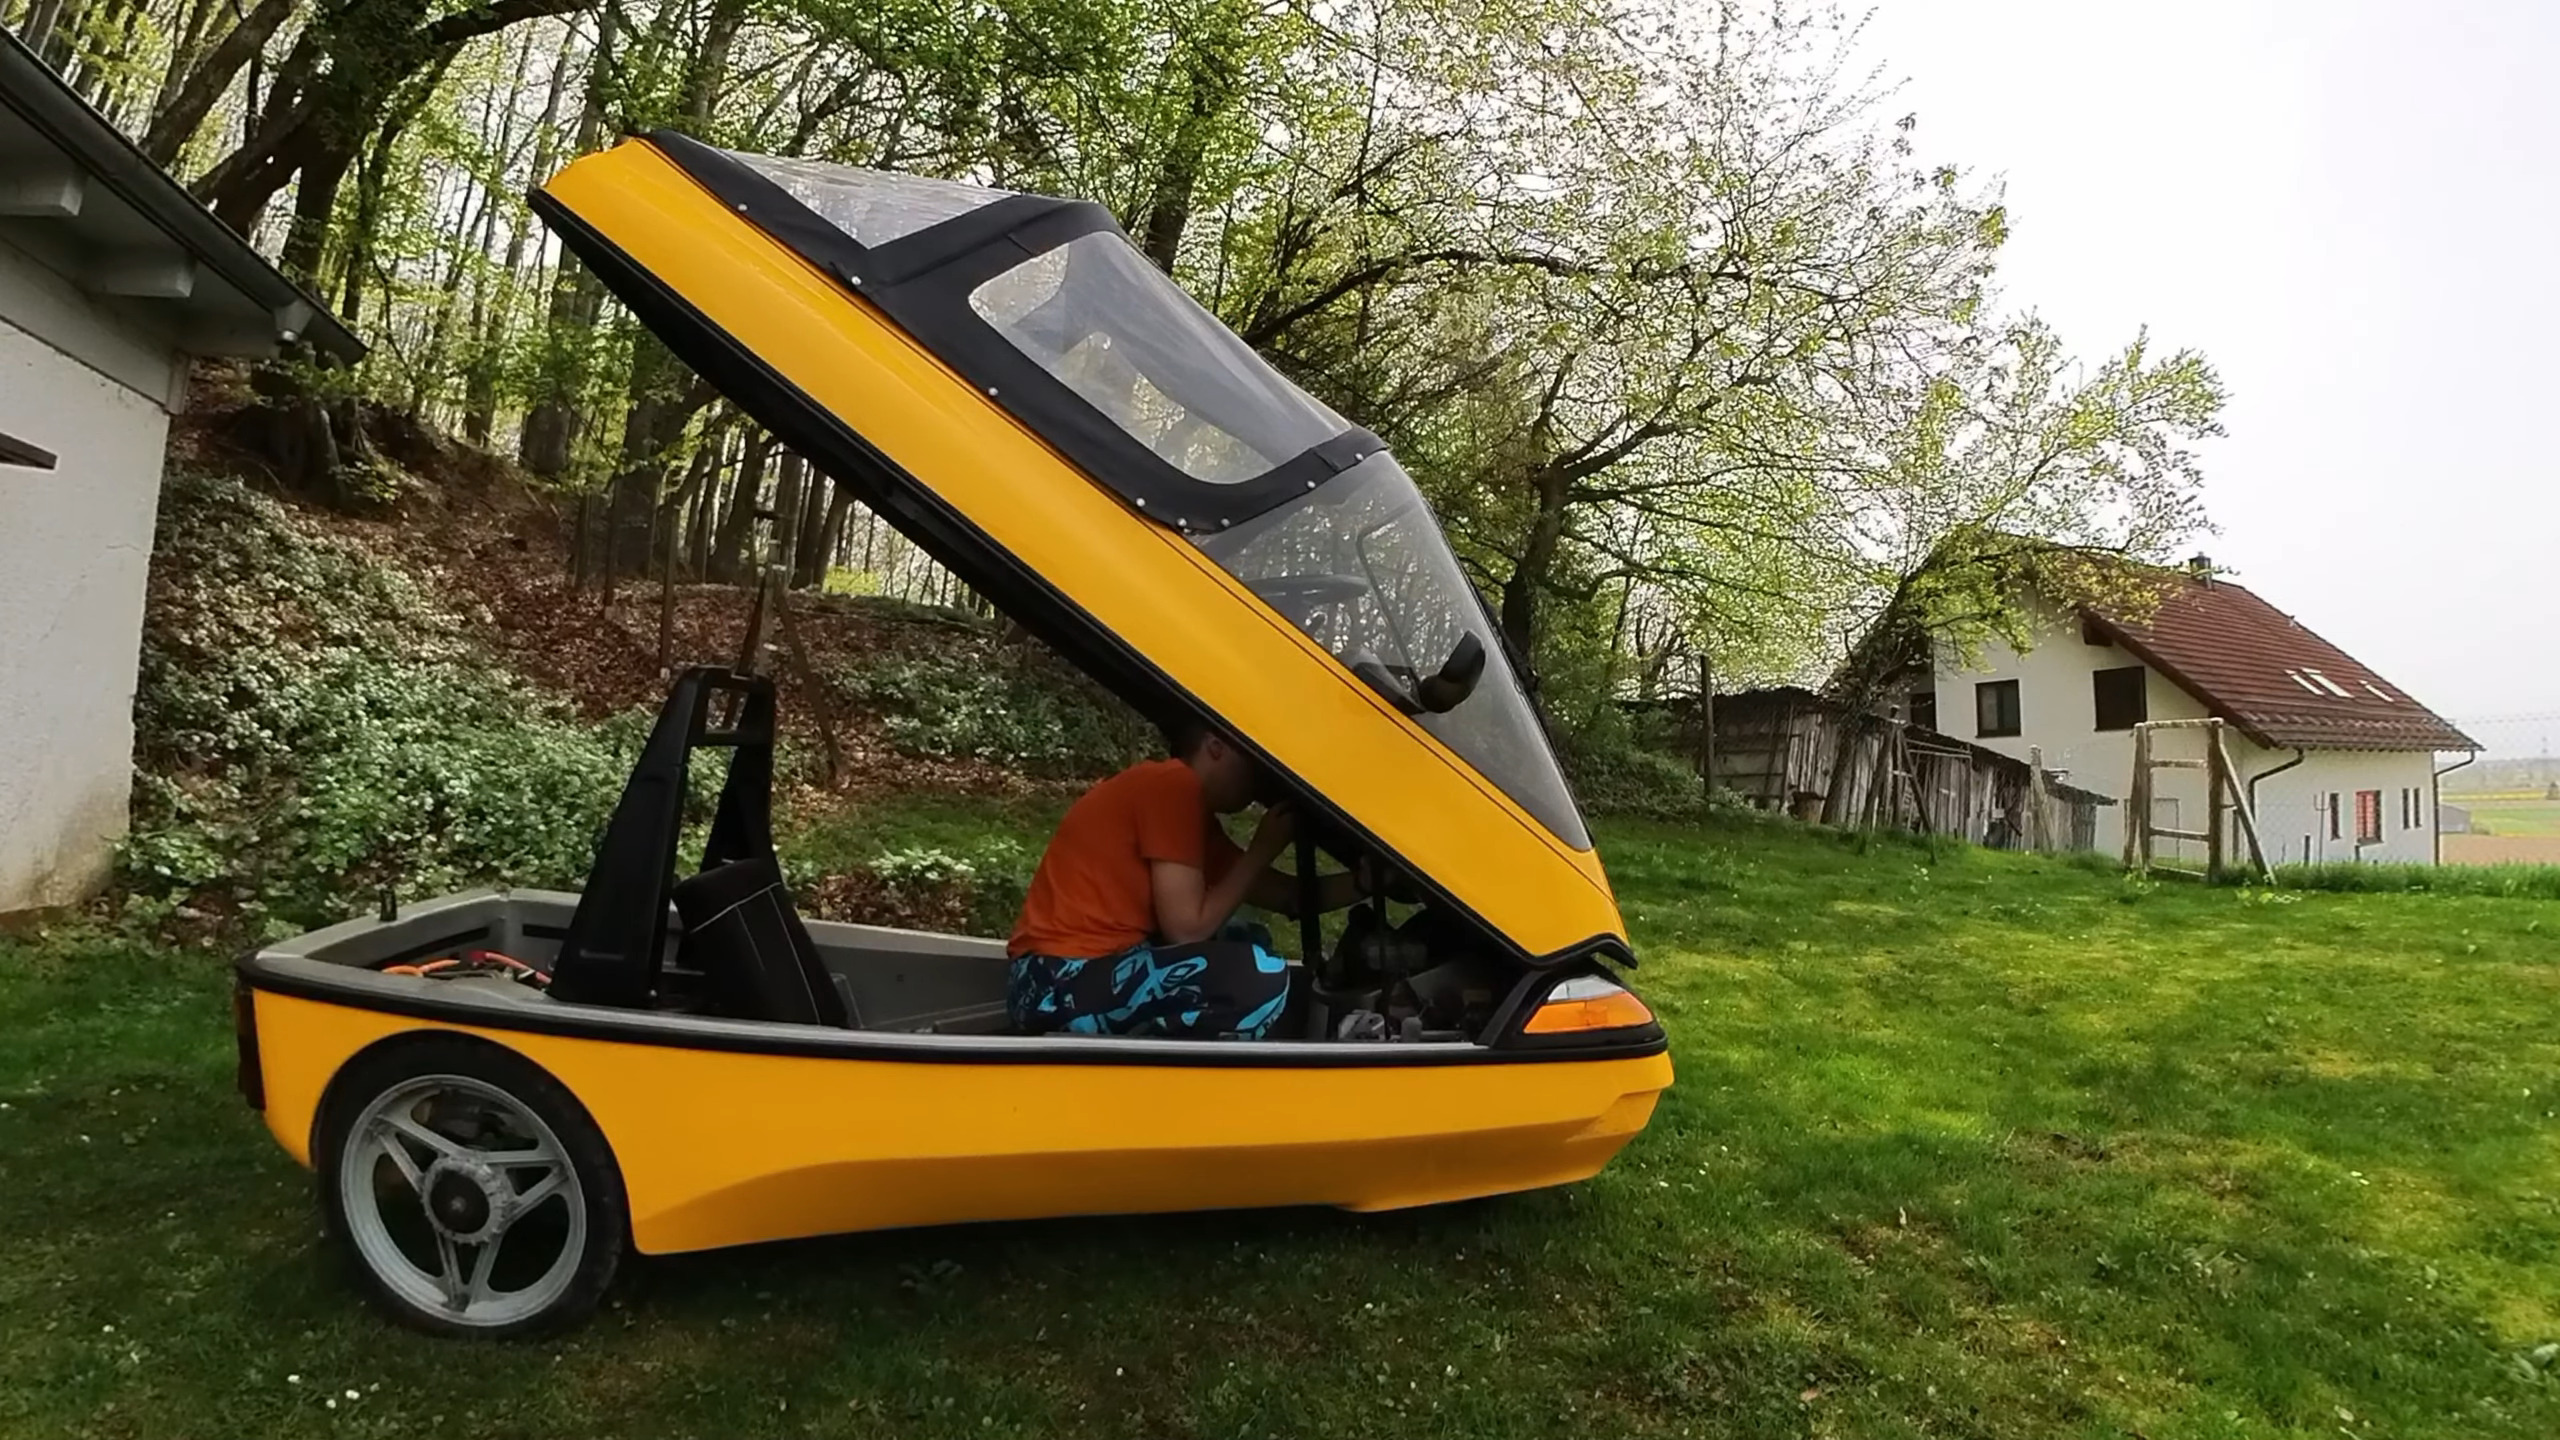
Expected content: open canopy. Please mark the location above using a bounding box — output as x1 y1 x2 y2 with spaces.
533 134 1622 967
680 141 1586 849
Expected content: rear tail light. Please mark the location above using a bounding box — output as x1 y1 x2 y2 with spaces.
1524 973 1654 1035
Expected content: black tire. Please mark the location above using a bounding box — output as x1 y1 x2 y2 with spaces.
313 1034 628 1338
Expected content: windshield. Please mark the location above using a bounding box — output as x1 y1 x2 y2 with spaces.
968 232 1348 485
1196 453 1591 849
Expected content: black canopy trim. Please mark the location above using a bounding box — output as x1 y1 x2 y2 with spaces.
641 129 1383 534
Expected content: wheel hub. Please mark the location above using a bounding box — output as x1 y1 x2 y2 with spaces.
421 1156 507 1244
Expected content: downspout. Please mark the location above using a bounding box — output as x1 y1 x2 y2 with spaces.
2247 746 2308 866
2432 752 2478 865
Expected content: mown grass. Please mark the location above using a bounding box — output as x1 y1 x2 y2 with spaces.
3 810 2557 1439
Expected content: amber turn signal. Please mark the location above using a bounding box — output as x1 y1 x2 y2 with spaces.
1523 974 1654 1034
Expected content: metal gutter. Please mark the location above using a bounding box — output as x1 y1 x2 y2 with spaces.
0 28 363 362
2431 752 2477 865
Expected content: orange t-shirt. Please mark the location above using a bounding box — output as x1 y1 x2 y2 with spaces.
1009 758 1242 958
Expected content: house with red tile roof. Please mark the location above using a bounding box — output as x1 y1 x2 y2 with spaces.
1890 557 2479 866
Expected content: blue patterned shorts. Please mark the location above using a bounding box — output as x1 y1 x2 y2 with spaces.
1008 924 1291 1039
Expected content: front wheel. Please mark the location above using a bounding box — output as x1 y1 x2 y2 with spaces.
314 1036 627 1337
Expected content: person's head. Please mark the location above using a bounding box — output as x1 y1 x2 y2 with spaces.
1168 716 1259 813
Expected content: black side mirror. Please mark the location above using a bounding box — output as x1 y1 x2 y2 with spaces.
1415 632 1486 714
1351 654 1424 715
1351 633 1485 716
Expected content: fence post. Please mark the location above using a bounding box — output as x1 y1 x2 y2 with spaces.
2125 723 2153 871
2206 719 2228 880
1697 652 1716 803
2028 745 2050 852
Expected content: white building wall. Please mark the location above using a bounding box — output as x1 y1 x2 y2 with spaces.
0 245 177 911
1930 598 2447 867
2237 746 2442 867
1929 601 2208 859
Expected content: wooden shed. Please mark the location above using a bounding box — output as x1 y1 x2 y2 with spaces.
1640 686 2114 853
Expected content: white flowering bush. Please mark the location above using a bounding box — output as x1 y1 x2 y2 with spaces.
844 637 1153 779
121 471 643 934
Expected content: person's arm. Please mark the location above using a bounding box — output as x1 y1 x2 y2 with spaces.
1243 864 1364 918
1152 805 1295 944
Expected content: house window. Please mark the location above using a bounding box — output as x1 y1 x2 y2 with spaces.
2327 793 2342 841
2080 615 2110 646
1908 690 1938 732
2355 790 2382 845
1976 679 2021 738
2092 665 2147 732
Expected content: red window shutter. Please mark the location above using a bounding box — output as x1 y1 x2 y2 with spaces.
2355 790 2382 845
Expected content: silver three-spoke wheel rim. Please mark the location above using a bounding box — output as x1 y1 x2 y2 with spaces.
337 1074 586 1329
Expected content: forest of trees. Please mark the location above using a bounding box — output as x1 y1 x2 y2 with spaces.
4 0 2227 721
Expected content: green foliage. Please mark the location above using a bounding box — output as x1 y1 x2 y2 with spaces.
783 798 1052 938
1553 715 1711 820
843 633 1156 779
868 842 1030 939
121 471 647 934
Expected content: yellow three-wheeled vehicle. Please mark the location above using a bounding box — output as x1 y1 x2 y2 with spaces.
234 132 1671 1336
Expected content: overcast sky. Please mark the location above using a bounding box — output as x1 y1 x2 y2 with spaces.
1855 0 2559 753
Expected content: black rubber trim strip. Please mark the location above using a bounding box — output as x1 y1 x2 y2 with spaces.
238 956 1667 1069
231 964 265 1111
527 188 1624 976
859 192 1100 287
1543 932 1639 972
641 129 1385 535
1308 427 1383 475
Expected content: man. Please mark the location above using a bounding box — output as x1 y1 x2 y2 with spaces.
1008 720 1367 1038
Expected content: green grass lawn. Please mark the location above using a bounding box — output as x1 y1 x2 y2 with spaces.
4 810 2556 1439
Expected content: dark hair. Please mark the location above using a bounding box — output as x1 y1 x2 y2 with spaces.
1163 714 1215 758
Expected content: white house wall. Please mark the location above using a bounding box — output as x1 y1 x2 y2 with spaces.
1930 598 2447 866
2235 746 2442 867
1929 601 2208 858
0 246 175 911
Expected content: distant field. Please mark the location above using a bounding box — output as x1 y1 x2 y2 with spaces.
2438 796 2560 866
2444 833 2560 866
2446 797 2560 838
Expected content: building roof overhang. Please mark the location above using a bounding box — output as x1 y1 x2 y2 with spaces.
0 30 361 366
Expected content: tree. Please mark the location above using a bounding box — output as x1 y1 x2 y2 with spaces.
194 0 591 274
56 0 2227 724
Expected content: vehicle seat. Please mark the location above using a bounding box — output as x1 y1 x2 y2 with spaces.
670 854 857 1028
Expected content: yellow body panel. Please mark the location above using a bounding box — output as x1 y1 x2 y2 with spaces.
538 142 1625 957
257 993 1671 1254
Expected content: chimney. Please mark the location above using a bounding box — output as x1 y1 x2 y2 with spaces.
2187 554 2213 585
